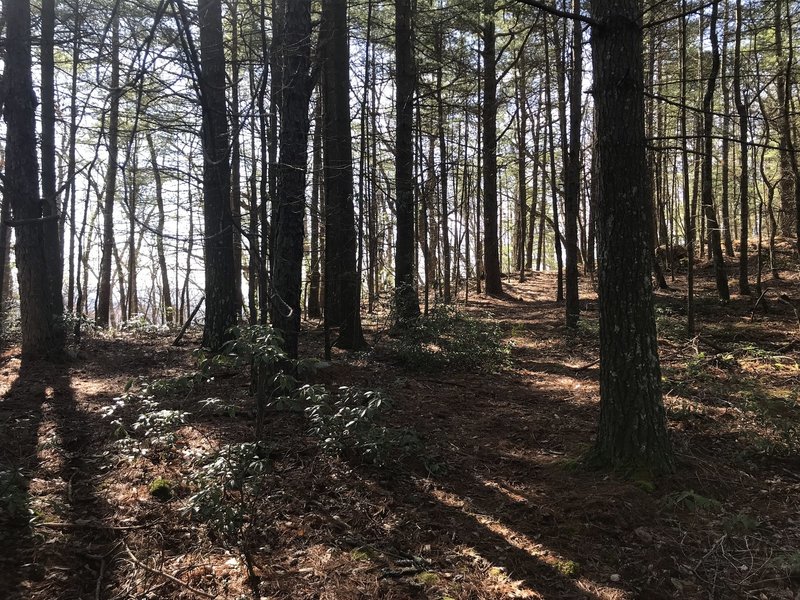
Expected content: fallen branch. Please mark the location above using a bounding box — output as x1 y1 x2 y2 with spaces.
698 336 731 354
173 296 205 346
36 519 162 531
124 543 216 599
750 289 769 321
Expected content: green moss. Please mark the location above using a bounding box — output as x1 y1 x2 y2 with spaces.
350 547 377 561
555 559 580 578
148 477 173 501
414 571 439 586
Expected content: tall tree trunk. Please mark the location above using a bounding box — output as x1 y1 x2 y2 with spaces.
147 133 174 324
526 103 542 270
544 32 564 301
320 0 367 349
199 0 237 349
394 0 421 320
272 0 312 358
720 0 735 256
436 21 452 303
481 0 503 296
96 13 120 327
229 0 243 318
701 0 730 302
267 0 284 277
126 151 139 318
515 66 528 281
66 0 81 313
775 0 795 238
41 0 63 323
564 0 582 327
4 0 62 357
588 0 673 473
733 0 749 295
308 102 322 319
681 0 694 335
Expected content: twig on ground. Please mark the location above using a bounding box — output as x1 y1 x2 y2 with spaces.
123 543 216 599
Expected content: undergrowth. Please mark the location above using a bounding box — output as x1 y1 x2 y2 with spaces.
391 306 510 372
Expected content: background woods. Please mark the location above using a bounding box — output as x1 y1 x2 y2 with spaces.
0 0 800 598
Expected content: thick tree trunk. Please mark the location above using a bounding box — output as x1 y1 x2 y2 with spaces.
199 0 237 349
4 0 62 358
481 0 503 296
320 0 367 349
272 0 312 358
589 0 673 474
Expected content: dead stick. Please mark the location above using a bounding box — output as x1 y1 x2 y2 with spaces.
750 289 769 321
173 296 205 346
124 543 216 599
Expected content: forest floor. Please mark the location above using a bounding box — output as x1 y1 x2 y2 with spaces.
2 262 800 599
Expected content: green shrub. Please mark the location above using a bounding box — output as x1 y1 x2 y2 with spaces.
304 385 420 466
391 307 510 372
185 442 271 537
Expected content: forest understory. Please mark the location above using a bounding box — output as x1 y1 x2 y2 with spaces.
1 260 800 600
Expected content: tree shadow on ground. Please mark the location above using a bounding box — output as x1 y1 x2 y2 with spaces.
0 357 119 599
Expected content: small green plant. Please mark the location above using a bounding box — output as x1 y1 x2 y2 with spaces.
391 307 511 372
0 468 30 523
221 325 316 434
305 386 420 466
149 477 173 501
554 559 580 578
185 442 271 537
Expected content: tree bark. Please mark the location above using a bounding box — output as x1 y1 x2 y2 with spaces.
701 0 730 302
272 0 313 358
481 0 503 296
320 0 367 349
199 0 237 349
3 0 62 358
394 0 421 320
96 13 120 327
588 0 673 474
564 0 582 326
733 0 749 295
147 133 175 324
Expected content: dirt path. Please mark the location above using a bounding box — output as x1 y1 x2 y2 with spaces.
1 272 799 599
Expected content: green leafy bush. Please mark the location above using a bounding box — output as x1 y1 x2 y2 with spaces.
391 307 510 372
304 386 419 465
185 442 271 537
